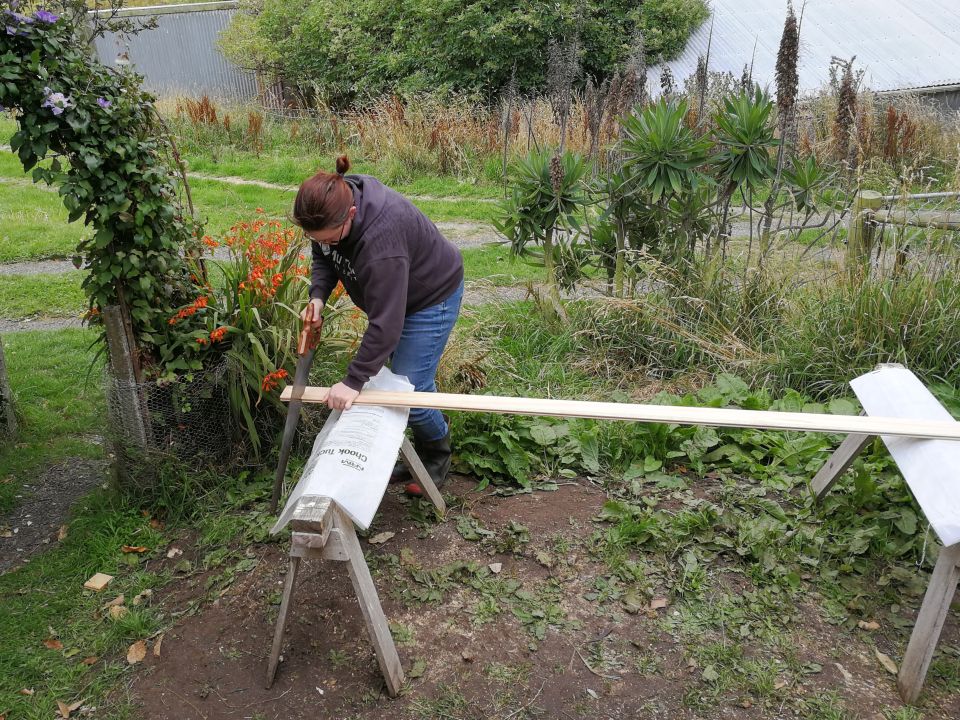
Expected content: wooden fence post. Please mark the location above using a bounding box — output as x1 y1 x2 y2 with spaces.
0 336 16 441
102 305 149 456
845 190 884 280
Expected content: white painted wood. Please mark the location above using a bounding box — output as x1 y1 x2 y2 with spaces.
897 543 960 704
334 507 405 696
400 437 447 515
265 555 300 688
850 366 960 546
811 433 875 499
281 386 960 441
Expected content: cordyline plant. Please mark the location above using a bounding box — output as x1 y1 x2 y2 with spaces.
494 149 592 320
0 3 202 377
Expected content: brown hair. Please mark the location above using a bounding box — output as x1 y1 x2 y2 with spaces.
292 155 353 231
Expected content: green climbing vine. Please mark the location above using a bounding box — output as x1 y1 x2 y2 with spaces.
0 2 203 375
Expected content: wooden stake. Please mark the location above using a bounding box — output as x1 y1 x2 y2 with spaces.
0 337 15 440
281 387 960 441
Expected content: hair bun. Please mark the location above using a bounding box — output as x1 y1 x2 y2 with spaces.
335 154 351 176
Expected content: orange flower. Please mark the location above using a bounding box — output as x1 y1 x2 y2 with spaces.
209 327 228 342
330 281 345 303
255 207 265 214
202 235 219 248
261 368 289 392
196 337 208 345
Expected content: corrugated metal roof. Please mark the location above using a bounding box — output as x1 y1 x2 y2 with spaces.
647 0 960 96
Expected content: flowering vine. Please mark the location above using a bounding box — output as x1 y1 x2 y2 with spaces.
0 1 204 376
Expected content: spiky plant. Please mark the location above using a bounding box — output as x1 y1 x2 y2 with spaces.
760 2 800 252
833 56 858 174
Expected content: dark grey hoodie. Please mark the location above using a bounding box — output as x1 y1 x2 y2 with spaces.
309 175 464 391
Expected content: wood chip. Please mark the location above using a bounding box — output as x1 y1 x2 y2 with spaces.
875 649 898 675
18 688 34 696
81 656 98 666
132 589 153 605
857 620 880 631
103 594 124 609
57 524 68 542
166 547 182 559
83 573 113 591
43 638 63 650
649 597 669 610
368 531 395 545
126 640 147 664
488 562 502 574
122 545 148 554
153 633 164 658
108 605 128 620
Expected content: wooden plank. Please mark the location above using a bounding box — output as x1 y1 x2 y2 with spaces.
400 438 446 516
265 556 300 688
335 507 405 696
811 433 874 500
281 387 960 441
897 543 960 704
877 208 960 231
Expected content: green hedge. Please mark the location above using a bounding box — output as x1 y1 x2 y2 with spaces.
221 0 709 105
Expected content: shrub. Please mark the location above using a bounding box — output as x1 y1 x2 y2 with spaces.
221 0 710 105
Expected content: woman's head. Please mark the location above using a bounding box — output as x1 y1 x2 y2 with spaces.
292 155 356 243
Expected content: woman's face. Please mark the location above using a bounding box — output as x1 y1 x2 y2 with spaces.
305 206 356 246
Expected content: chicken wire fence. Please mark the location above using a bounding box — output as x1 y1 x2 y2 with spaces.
105 358 233 462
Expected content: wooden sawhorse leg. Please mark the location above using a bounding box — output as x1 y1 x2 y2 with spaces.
265 505 405 695
399 436 446 515
266 450 445 697
897 543 960 704
811 425 960 703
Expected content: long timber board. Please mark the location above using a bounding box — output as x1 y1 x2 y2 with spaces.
280 387 960 441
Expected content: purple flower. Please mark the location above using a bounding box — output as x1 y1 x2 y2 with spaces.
97 97 111 109
41 86 72 116
33 8 57 23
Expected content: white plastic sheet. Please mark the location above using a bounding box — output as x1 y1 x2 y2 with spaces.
271 367 412 532
850 366 960 546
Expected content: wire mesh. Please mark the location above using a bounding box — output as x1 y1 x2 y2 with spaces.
105 358 232 462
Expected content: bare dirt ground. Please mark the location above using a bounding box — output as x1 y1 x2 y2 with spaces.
125 477 959 720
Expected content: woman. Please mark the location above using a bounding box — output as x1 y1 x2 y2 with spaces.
293 156 464 494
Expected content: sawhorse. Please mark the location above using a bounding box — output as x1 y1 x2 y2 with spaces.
265 438 446 696
812 365 960 704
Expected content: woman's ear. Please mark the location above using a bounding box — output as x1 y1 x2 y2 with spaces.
349 206 358 220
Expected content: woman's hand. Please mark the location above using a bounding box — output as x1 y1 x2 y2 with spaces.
326 382 360 411
301 298 325 331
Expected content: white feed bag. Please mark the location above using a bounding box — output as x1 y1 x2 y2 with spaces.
271 367 412 532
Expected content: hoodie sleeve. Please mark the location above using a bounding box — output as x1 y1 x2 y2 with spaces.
309 241 339 302
342 256 409 391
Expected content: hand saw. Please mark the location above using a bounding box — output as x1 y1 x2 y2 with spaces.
269 304 323 513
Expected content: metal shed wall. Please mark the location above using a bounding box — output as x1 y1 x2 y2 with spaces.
90 1 257 102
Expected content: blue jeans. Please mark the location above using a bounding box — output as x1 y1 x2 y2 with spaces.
390 280 464 442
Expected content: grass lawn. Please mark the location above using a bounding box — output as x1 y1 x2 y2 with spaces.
0 273 87 319
0 329 105 513
462 244 545 286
